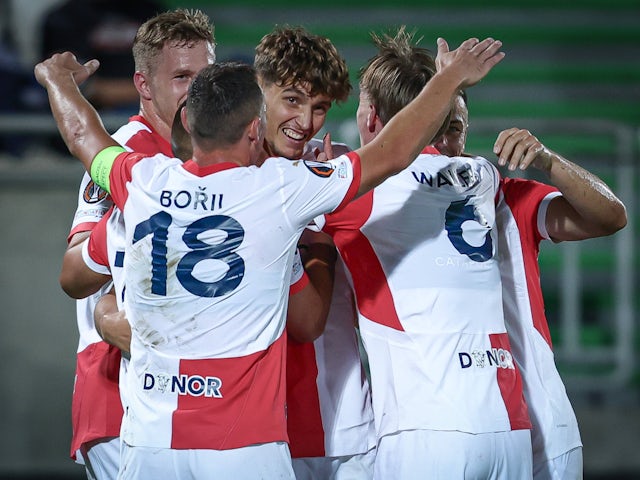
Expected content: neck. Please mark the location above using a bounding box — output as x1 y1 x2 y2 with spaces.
138 102 171 143
192 144 251 168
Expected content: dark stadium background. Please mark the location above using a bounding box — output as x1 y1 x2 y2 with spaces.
0 0 638 478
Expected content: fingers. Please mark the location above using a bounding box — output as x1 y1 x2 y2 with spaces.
34 52 99 87
83 59 100 76
494 128 542 171
471 38 505 65
437 37 451 56
323 132 334 160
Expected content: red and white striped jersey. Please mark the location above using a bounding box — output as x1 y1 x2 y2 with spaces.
497 177 582 464
94 148 360 449
319 147 531 440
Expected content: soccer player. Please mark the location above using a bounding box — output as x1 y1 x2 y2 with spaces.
82 25 367 478
254 26 378 478
495 127 627 479
432 91 627 480
314 28 531 478
36 35 504 478
58 9 215 479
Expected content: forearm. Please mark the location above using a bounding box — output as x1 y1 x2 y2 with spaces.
59 240 111 298
547 153 627 238
46 79 115 169
94 293 131 353
358 70 458 194
302 242 337 331
35 53 117 171
287 241 337 343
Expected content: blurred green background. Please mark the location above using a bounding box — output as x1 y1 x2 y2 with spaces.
0 0 638 478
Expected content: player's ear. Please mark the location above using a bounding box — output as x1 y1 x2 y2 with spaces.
180 106 191 135
134 71 152 101
367 104 379 133
247 117 262 144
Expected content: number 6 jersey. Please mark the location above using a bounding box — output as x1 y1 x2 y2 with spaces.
317 147 531 440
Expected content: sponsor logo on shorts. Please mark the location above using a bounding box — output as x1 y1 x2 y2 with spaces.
143 372 223 398
83 180 108 204
458 348 515 370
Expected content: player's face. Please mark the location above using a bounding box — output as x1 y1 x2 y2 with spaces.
261 81 333 160
356 89 376 147
145 40 215 134
432 94 468 157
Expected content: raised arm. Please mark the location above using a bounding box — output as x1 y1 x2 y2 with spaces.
34 52 118 172
495 127 627 241
355 37 504 196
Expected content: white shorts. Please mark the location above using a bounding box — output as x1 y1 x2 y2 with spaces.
374 429 533 479
81 437 120 480
533 447 583 480
118 441 294 480
292 447 375 479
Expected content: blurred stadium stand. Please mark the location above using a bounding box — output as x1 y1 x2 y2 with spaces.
0 0 638 477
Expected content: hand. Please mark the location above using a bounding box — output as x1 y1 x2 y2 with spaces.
94 292 131 353
313 132 334 162
494 127 553 172
34 51 100 89
436 37 505 89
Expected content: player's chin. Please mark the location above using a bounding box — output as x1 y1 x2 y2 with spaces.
277 143 305 161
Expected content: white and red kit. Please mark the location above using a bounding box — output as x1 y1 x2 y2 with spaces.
497 177 582 466
83 206 311 418
91 147 360 453
318 147 531 442
287 140 376 463
68 115 172 461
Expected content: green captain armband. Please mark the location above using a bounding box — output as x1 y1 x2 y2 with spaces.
91 145 126 194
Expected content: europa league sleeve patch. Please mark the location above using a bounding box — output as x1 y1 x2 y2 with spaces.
303 160 335 178
83 180 109 204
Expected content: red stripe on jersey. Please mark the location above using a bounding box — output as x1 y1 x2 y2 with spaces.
123 116 173 156
325 192 404 331
286 340 326 458
501 177 558 348
68 221 99 244
333 151 362 212
489 332 531 430
87 206 114 268
171 333 288 450
70 342 123 458
289 270 310 296
109 152 147 211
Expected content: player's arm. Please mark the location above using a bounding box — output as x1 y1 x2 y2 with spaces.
59 237 112 299
34 52 118 176
494 128 627 241
287 231 337 343
355 37 504 196
94 291 131 354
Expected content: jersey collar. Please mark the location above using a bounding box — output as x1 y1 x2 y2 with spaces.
422 145 441 155
182 160 240 177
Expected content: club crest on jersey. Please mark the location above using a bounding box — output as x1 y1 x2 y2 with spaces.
304 160 335 178
143 372 223 398
458 348 515 370
83 180 108 203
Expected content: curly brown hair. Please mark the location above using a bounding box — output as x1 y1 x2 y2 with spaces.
254 26 351 103
133 9 215 74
